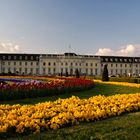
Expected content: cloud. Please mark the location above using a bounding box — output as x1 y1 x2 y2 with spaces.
0 42 22 53
95 44 140 56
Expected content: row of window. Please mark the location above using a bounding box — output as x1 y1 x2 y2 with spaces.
1 55 39 60
107 63 140 68
2 61 39 66
109 69 140 75
1 67 98 75
43 62 98 67
103 58 140 62
1 61 98 67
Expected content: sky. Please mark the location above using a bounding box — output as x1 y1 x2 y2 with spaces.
0 0 140 56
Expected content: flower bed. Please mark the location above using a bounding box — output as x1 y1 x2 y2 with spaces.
0 77 94 101
0 93 140 137
94 80 140 88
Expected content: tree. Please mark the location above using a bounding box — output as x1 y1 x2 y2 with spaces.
102 64 109 81
75 68 80 78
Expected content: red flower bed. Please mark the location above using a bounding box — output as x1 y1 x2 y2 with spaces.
0 77 94 101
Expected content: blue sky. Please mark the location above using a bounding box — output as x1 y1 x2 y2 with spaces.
0 0 140 56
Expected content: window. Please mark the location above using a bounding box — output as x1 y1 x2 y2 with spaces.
90 69 93 75
43 62 46 66
8 67 11 72
110 69 113 75
54 62 56 66
8 56 11 60
90 63 93 67
86 63 88 66
95 68 98 75
14 68 16 73
65 68 68 72
95 63 97 67
48 62 51 66
31 62 33 65
125 69 127 74
19 56 22 60
53 68 56 74
14 56 17 60
3 56 5 60
2 68 5 72
14 62 16 65
19 68 22 73
120 69 122 74
36 62 39 66
43 68 46 74
61 62 63 66
8 62 10 65
25 62 27 66
25 56 28 60
111 64 113 67
116 69 118 74
30 68 33 73
125 64 127 67
65 62 68 66
86 68 88 73
61 68 63 73
71 62 73 66
36 68 39 74
116 64 118 67
120 64 122 67
31 56 33 60
19 62 22 66
25 68 28 74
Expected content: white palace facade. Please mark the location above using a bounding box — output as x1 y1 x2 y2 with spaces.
0 52 140 77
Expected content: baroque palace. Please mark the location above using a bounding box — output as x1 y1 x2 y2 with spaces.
0 52 140 77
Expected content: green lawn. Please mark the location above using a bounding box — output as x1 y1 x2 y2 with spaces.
8 111 140 140
1 82 140 140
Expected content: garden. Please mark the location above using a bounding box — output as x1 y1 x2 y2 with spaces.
0 76 140 140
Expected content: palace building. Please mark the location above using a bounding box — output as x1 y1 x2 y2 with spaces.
0 53 140 76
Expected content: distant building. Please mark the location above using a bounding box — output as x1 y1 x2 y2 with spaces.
0 53 140 76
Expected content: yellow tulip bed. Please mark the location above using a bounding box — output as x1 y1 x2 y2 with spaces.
94 80 140 88
0 93 140 136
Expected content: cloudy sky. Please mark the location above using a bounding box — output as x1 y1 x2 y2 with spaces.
0 0 140 56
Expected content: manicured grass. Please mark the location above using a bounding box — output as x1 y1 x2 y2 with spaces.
7 111 140 140
1 82 140 105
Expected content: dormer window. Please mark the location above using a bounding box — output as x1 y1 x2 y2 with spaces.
105 58 108 61
14 56 17 60
8 56 11 60
31 56 33 60
19 56 22 60
25 56 28 60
